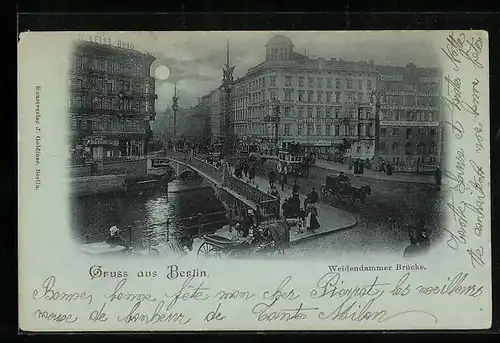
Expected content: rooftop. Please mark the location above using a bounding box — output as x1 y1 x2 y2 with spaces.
265 35 294 47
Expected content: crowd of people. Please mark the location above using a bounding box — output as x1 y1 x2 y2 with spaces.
233 158 257 184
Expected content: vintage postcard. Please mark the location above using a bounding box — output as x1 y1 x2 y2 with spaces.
18 30 491 331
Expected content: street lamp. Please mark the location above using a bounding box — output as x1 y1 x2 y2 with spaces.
370 90 387 155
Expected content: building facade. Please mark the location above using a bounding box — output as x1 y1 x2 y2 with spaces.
230 35 378 160
199 35 443 170
376 64 442 171
69 41 157 164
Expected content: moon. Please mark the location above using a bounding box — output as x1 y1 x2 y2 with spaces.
154 65 171 80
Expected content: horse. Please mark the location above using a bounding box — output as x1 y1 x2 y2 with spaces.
349 185 372 207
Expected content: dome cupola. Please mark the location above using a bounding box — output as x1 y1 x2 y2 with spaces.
265 35 294 61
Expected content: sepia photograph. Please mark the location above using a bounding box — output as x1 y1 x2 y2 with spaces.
68 32 445 260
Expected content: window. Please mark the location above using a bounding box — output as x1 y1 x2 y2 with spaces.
366 124 373 136
284 107 291 117
270 76 277 87
307 107 313 118
418 128 425 136
347 79 353 89
367 80 372 90
298 107 304 118
326 123 332 135
366 109 372 118
317 78 323 87
93 97 102 109
392 128 400 136
357 146 361 153
336 79 341 88
335 91 341 102
349 125 354 136
406 128 412 139
349 108 357 118
307 91 313 102
335 125 340 135
74 56 83 68
381 128 387 136
335 108 341 118
326 92 332 102
326 107 332 117
298 90 304 101
316 124 322 135
317 107 323 118
327 78 332 88
285 76 292 87
308 77 314 87
317 92 323 103
307 123 313 135
430 141 437 153
298 77 304 87
284 124 291 136
358 79 363 89
285 90 292 101
73 78 83 89
430 128 436 136
405 142 413 155
346 95 354 103
298 124 304 135
417 142 426 154
271 91 278 100
72 95 83 108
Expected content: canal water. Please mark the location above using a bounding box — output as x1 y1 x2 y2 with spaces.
70 179 228 249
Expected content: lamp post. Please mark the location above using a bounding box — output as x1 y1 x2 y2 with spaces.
370 90 386 156
273 98 281 156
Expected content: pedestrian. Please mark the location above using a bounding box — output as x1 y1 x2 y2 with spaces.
292 180 300 197
268 169 276 188
296 218 304 234
280 172 287 191
249 167 255 184
243 160 249 178
305 204 320 231
386 162 393 176
282 199 290 218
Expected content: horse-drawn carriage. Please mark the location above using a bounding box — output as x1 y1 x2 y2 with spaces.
321 174 372 206
197 219 291 258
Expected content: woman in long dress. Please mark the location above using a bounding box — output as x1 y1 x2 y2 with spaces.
305 204 320 231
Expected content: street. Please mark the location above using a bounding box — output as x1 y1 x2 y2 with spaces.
229 156 445 258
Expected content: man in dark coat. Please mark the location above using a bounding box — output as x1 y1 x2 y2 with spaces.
268 169 277 188
280 172 287 191
292 180 300 196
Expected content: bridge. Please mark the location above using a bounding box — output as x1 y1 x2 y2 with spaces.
153 151 281 221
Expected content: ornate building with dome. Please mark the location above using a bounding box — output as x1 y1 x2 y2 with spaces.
198 34 443 171
230 34 379 160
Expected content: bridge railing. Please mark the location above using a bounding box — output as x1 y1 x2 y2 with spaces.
226 175 280 218
163 150 280 219
164 151 222 183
